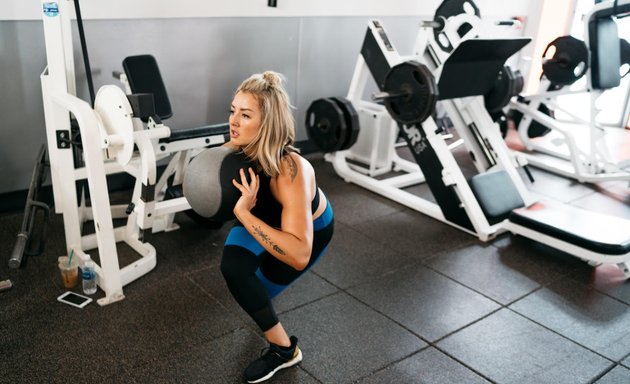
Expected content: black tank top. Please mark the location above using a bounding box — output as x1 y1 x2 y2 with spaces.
251 173 320 229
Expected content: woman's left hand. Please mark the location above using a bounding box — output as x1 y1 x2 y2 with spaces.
232 167 260 214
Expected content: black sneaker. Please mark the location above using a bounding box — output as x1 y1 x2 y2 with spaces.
243 336 303 383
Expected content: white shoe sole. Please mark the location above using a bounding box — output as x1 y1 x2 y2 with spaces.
247 347 303 383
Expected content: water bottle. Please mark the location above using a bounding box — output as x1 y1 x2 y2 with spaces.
82 260 97 295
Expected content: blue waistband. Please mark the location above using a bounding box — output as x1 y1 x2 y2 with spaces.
313 201 333 231
225 226 265 255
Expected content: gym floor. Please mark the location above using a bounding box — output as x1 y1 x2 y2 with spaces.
1 148 630 384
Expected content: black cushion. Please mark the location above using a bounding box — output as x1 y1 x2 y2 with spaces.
159 123 230 144
589 17 621 89
510 200 630 255
438 38 531 100
469 170 525 224
123 55 173 120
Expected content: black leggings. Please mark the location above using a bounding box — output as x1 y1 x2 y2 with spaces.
220 203 334 331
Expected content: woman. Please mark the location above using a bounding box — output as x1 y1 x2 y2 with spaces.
220 71 334 383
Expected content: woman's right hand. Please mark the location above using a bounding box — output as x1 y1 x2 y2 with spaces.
232 167 260 216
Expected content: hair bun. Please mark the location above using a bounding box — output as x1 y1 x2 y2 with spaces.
262 71 282 88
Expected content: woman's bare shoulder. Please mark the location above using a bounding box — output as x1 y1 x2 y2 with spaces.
279 152 314 181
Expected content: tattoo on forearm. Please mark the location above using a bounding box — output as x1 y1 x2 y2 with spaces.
286 157 298 182
253 225 286 255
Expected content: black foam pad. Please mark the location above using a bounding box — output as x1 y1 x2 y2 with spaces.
589 17 621 89
122 54 173 120
469 170 525 224
438 38 531 100
510 200 630 255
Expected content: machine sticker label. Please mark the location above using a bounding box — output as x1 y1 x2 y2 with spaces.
401 124 425 154
43 2 59 17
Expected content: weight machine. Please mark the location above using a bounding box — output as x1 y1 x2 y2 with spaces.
40 0 228 305
308 0 630 277
509 0 630 184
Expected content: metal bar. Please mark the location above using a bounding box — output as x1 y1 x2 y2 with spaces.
8 145 50 269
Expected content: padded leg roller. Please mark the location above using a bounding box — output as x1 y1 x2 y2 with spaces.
183 146 252 222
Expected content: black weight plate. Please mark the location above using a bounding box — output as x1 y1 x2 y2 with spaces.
542 36 588 86
484 67 512 113
527 103 553 138
305 98 348 152
330 97 360 150
484 66 523 113
433 0 481 53
507 103 552 138
513 68 524 95
383 61 439 125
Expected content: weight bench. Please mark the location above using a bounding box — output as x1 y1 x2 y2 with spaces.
120 54 230 150
471 170 630 275
119 54 232 229
510 201 630 256
433 36 630 275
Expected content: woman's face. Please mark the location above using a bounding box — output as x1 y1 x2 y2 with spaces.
229 91 262 148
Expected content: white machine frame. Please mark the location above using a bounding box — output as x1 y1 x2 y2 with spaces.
40 0 226 305
509 0 630 184
324 11 630 277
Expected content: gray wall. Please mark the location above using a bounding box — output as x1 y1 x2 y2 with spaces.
0 16 424 195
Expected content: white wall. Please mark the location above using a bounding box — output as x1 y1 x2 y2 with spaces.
3 0 534 20
0 0 547 198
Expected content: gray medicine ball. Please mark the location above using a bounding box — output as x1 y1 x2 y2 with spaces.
183 146 251 222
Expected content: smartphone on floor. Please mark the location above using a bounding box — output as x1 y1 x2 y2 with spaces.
57 291 92 308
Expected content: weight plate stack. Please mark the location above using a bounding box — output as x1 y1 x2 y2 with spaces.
330 97 360 151
305 97 361 152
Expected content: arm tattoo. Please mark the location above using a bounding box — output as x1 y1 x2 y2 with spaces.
286 156 298 182
253 225 286 255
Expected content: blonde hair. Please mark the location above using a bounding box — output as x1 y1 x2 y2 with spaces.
235 71 298 177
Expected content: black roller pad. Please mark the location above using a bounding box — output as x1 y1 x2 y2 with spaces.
438 38 531 100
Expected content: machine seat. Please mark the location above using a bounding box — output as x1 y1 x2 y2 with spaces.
158 123 230 144
122 54 230 144
470 170 525 224
509 200 630 255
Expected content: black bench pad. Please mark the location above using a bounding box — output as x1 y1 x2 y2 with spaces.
509 200 630 256
159 123 229 144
